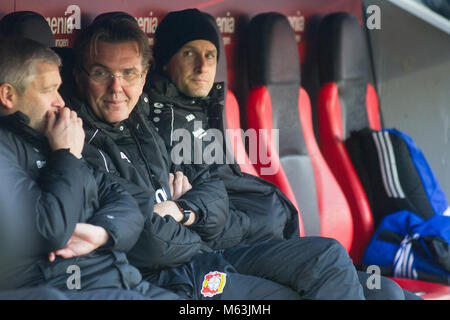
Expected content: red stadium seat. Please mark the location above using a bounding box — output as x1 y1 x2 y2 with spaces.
316 11 450 299
317 12 380 264
245 12 353 248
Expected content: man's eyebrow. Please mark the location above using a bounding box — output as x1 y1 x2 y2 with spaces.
88 63 139 71
41 83 60 91
88 63 109 69
182 45 217 53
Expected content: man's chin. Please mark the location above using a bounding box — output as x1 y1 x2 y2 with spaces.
187 89 210 98
103 113 128 126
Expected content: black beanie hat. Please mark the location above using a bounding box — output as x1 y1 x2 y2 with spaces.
153 9 220 69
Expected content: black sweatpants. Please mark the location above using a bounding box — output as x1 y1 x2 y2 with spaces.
222 237 365 300
145 251 300 300
146 237 365 300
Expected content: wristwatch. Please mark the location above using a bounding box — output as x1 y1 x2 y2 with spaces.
175 201 191 225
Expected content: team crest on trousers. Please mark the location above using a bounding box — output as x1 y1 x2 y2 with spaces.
201 271 227 297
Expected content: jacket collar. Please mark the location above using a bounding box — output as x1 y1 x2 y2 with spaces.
73 93 151 142
0 111 50 151
146 70 224 106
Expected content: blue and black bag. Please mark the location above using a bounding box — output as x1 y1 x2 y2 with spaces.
346 127 450 283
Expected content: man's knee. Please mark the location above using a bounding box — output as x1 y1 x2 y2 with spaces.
309 237 352 265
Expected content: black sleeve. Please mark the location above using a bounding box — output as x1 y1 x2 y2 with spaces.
82 144 204 269
176 164 229 246
86 168 145 253
127 212 204 270
0 145 84 254
114 176 204 269
103 173 205 270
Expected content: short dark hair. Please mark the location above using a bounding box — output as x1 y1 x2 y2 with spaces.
73 17 150 74
0 37 61 94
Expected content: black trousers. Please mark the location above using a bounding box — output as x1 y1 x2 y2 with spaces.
147 237 365 300
222 237 365 300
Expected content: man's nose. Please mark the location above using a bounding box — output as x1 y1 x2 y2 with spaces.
194 55 208 73
54 92 65 108
108 75 124 92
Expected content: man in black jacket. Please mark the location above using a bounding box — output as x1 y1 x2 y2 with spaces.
0 37 179 299
67 15 368 300
146 8 422 300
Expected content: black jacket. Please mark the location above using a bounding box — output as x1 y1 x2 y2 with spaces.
68 94 231 271
0 112 145 291
144 72 300 244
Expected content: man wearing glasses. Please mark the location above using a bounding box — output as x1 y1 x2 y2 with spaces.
66 15 367 300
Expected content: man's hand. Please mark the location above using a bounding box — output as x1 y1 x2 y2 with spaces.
153 200 196 226
48 223 109 262
169 171 192 200
153 201 184 221
45 107 85 159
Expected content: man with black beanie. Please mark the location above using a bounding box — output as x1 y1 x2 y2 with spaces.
152 9 221 71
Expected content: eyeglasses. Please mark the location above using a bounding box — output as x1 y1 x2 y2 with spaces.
82 67 144 85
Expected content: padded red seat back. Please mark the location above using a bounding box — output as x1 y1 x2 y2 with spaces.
317 12 381 264
245 12 353 248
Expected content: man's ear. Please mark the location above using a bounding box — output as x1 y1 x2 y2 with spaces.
0 83 17 111
142 68 149 81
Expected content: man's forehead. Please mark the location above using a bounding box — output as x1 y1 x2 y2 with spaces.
28 61 61 86
180 39 217 52
88 41 143 65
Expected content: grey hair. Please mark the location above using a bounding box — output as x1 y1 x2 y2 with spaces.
0 37 61 94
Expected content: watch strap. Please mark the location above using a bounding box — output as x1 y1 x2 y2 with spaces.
175 201 191 225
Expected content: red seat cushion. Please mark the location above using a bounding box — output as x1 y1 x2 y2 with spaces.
390 278 450 300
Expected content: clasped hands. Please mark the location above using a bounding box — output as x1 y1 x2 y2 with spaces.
153 171 195 225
